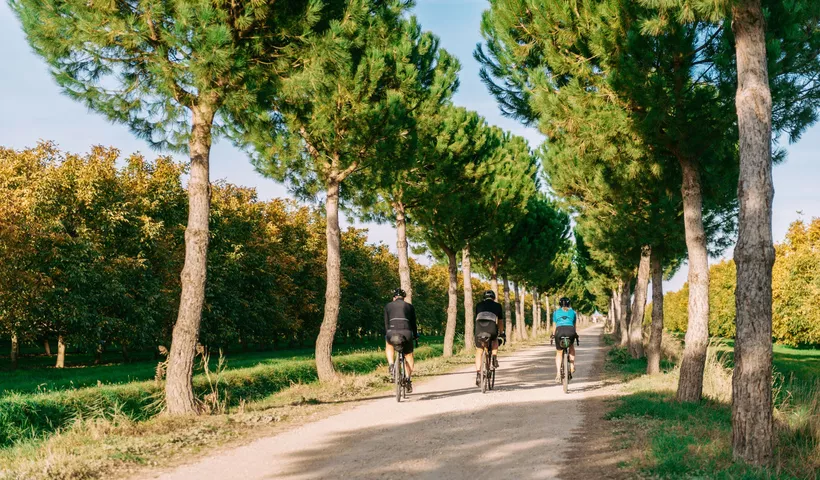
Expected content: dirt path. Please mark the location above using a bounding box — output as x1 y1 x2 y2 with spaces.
147 326 612 480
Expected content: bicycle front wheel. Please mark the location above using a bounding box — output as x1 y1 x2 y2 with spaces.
562 350 569 394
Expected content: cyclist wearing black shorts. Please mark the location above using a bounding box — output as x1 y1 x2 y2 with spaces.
474 290 506 386
384 288 418 393
552 297 578 382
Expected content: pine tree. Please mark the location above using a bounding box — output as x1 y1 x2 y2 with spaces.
253 4 458 380
10 0 342 414
408 106 500 357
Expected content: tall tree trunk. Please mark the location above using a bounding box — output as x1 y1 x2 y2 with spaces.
732 0 774 464
394 202 413 304
443 247 459 357
462 245 475 351
513 281 523 341
647 249 665 374
545 295 551 330
490 262 499 296
503 276 513 345
619 278 631 346
122 344 130 363
608 294 617 334
520 284 529 339
11 333 19 370
165 104 214 415
531 288 539 338
56 335 66 368
612 290 621 338
629 246 651 358
676 155 711 403
44 339 51 356
316 178 342 380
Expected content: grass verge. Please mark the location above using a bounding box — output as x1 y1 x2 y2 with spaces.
601 333 819 479
0 334 550 480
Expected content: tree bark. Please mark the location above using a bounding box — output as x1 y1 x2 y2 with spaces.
443 247 459 357
531 288 539 338
56 335 66 368
545 295 551 330
618 278 631 347
490 262 499 297
394 202 413 304
676 155 711 403
629 246 651 358
44 339 51 356
11 333 19 370
520 284 529 339
513 281 523 341
732 0 774 465
165 103 214 415
316 178 342 380
503 276 513 345
122 344 130 363
462 245 475 351
647 248 665 374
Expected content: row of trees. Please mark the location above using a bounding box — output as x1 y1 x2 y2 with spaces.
0 145 444 365
10 0 574 417
662 219 820 346
0 143 573 365
476 0 819 466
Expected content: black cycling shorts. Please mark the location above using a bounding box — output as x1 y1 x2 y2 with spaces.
385 330 414 354
554 326 577 350
475 319 499 347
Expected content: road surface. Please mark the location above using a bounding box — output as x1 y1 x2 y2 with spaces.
149 326 609 480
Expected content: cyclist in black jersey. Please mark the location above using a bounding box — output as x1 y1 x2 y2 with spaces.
473 290 506 386
384 288 418 393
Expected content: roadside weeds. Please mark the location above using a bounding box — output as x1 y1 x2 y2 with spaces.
0 334 552 480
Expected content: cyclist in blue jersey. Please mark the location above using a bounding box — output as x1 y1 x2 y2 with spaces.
551 297 578 383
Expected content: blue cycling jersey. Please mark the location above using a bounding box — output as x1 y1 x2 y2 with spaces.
553 308 577 327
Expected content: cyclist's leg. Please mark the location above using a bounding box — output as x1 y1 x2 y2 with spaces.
385 342 395 366
405 352 414 377
568 344 576 373
554 348 563 381
475 348 483 372
491 339 499 368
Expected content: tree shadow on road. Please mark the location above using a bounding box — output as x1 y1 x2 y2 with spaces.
267 397 580 480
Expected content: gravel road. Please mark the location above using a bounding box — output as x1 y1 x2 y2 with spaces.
148 326 609 480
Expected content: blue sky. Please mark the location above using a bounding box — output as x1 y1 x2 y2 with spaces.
0 0 817 293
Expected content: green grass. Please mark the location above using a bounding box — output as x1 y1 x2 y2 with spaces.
0 337 406 396
0 338 445 448
604 335 819 479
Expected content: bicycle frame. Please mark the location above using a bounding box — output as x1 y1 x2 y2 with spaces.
558 336 572 394
394 350 406 402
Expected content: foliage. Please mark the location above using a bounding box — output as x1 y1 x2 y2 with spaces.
0 145 457 360
663 219 820 346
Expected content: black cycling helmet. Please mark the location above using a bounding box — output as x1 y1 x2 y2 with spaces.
559 297 571 308
392 288 406 299
483 290 496 301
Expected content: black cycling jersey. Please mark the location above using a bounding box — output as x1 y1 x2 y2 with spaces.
475 299 504 322
384 299 418 337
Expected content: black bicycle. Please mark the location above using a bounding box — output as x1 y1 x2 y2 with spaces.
558 335 579 394
393 348 407 402
477 334 495 393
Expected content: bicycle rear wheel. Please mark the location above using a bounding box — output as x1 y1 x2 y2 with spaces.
562 350 569 394
395 353 403 402
490 366 496 390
